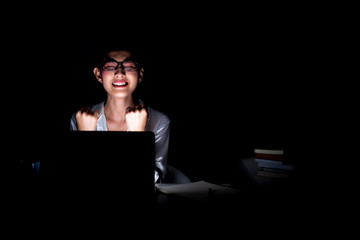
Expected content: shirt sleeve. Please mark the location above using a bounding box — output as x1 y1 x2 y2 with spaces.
69 112 77 131
153 114 170 183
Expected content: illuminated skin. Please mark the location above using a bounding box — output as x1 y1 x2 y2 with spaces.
75 50 147 131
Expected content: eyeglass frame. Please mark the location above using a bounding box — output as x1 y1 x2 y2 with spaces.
99 57 140 73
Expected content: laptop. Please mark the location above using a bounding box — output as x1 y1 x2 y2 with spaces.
39 131 156 212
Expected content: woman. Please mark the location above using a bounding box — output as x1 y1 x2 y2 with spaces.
70 46 170 183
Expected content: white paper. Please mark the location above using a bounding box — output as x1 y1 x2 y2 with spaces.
156 181 241 201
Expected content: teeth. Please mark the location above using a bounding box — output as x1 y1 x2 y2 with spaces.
113 82 127 86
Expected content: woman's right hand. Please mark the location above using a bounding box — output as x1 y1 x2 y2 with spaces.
75 107 99 131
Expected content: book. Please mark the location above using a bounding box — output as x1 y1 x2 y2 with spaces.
254 158 284 165
257 162 294 171
255 153 283 161
254 148 293 165
259 167 293 174
257 170 293 179
254 149 284 155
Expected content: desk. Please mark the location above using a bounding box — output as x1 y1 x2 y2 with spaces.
153 181 303 233
153 182 250 228
155 182 242 209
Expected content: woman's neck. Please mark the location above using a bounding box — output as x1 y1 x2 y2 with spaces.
104 96 135 122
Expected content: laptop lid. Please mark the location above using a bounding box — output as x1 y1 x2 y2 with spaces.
41 131 156 210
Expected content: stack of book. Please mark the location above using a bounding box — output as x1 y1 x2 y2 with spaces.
254 148 295 178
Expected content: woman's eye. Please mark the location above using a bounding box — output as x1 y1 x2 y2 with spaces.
124 67 137 71
104 66 116 71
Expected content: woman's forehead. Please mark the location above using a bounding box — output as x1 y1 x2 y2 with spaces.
107 50 132 61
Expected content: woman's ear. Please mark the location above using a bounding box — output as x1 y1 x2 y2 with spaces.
138 68 144 83
93 67 103 83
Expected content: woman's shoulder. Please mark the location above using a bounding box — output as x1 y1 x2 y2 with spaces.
146 105 170 128
87 101 105 112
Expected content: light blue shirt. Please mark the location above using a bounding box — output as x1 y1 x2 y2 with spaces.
69 101 170 183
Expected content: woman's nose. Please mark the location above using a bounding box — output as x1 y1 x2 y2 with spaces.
115 67 126 76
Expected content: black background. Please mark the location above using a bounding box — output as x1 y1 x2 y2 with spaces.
4 5 316 184
3 4 351 235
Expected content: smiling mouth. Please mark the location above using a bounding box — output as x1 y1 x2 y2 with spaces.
112 82 128 87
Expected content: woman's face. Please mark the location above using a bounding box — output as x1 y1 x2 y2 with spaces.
94 50 143 99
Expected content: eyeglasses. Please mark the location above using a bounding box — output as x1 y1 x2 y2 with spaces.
100 60 139 72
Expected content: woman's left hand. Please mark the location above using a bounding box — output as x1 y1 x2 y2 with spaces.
125 102 148 131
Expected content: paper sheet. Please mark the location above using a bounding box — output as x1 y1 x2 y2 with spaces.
156 181 241 201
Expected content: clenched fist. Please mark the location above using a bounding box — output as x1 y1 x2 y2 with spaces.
125 102 148 131
76 107 99 131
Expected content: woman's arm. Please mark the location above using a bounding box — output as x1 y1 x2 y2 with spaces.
153 114 170 183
